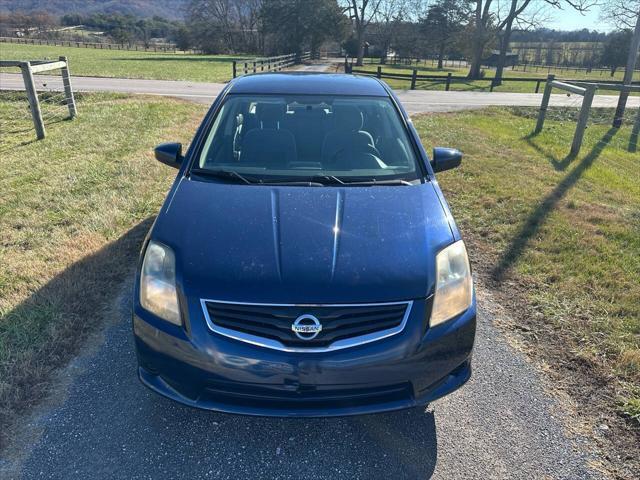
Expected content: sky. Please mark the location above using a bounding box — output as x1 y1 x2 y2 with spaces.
545 6 611 32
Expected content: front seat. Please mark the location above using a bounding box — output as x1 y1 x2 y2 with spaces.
241 103 297 168
321 105 376 164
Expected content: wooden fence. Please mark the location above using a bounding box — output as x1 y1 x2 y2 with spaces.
0 36 197 54
348 56 467 68
347 56 640 75
347 64 640 93
0 57 77 140
513 63 640 76
535 74 640 156
232 51 311 78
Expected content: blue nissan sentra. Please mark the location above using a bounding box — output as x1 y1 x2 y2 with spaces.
133 73 476 416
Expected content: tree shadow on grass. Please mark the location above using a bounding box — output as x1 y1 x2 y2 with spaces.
0 137 38 154
491 127 619 282
0 117 73 153
523 132 576 171
0 217 154 451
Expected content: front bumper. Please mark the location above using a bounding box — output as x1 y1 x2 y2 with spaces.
133 297 476 417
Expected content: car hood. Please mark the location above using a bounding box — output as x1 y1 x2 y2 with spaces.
152 179 454 304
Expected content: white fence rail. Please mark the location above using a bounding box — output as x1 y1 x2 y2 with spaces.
0 57 77 140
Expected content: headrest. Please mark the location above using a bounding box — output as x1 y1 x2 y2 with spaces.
255 102 286 127
332 105 364 131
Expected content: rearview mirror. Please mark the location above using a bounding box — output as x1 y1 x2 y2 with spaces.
154 142 183 168
431 147 462 173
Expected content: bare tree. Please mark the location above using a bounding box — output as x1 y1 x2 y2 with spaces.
375 0 409 63
343 0 384 65
600 0 640 29
186 0 262 53
466 0 594 79
493 0 549 85
262 0 346 55
601 1 640 126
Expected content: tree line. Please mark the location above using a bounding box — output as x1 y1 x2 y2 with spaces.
2 1 638 82
59 13 182 47
0 11 184 47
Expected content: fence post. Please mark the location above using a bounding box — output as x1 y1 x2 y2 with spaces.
629 106 640 152
535 74 555 134
21 62 45 140
232 61 237 78
411 69 417 90
59 56 77 119
535 80 541 94
570 85 596 156
445 72 452 91
377 66 381 79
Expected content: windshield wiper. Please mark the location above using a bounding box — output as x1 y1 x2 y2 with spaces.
190 170 412 187
259 180 325 187
190 168 254 184
192 170 325 187
338 178 415 186
309 175 346 185
261 175 350 186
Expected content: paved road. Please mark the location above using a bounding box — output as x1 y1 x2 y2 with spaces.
2 72 638 112
0 285 604 480
291 62 334 73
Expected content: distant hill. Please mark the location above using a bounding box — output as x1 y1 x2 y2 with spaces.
0 1 187 19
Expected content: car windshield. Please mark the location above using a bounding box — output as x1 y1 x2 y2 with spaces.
195 94 422 184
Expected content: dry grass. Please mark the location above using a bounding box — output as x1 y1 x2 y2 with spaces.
0 93 206 450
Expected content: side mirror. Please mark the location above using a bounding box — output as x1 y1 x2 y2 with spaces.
431 147 462 173
154 142 183 168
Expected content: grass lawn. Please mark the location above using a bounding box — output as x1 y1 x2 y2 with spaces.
0 93 206 448
414 107 640 424
355 63 640 94
0 42 247 83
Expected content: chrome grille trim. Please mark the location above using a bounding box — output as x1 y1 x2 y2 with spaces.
200 299 414 353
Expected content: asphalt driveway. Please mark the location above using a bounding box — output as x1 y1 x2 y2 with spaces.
0 285 604 479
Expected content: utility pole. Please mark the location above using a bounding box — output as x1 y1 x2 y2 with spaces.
613 12 640 127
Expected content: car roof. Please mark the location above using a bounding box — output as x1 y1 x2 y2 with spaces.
227 73 389 97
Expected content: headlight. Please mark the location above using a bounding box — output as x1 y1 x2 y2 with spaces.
140 241 181 325
430 240 473 327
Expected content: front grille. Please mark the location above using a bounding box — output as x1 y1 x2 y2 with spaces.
204 380 413 410
202 300 412 351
